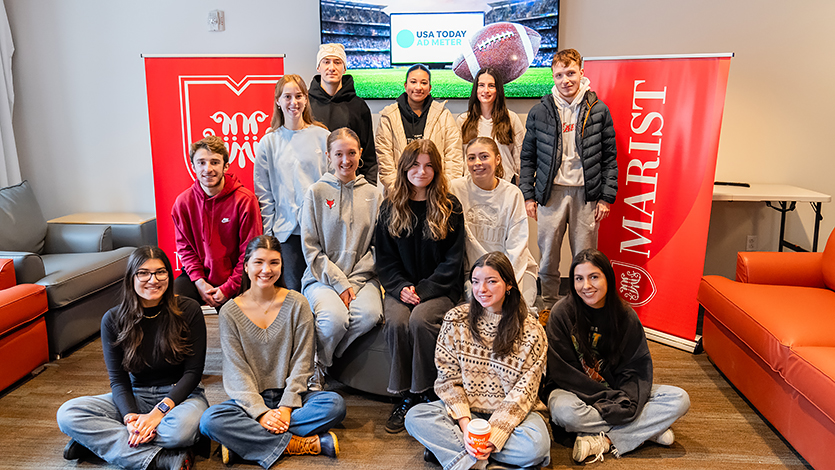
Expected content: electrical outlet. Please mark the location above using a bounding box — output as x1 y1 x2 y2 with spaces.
746 235 758 251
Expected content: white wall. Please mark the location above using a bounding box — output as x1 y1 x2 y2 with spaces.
6 1 322 217
7 0 835 278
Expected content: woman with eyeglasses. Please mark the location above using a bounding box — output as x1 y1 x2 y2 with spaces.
375 64 463 193
57 246 208 470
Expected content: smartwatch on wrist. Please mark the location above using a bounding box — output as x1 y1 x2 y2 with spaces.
156 401 171 415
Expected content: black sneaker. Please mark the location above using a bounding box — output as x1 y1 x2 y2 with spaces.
385 394 417 433
149 449 194 470
419 390 438 403
63 439 94 461
423 447 440 465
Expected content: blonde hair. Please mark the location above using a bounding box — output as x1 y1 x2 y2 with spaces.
386 139 455 241
268 74 327 132
465 136 505 180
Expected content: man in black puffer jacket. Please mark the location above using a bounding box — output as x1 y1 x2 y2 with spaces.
519 48 618 308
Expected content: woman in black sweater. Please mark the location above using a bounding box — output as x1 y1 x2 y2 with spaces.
544 248 689 464
376 139 465 434
57 246 207 470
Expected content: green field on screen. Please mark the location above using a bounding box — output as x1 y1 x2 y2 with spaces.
350 67 553 100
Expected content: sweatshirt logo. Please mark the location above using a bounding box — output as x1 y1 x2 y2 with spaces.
326 199 335 209
221 217 230 223
563 123 575 133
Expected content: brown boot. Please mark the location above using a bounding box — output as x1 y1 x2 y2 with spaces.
538 308 551 328
284 432 339 458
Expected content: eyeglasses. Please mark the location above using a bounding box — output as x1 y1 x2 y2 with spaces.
135 269 169 282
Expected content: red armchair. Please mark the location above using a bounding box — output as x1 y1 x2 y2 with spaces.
0 258 49 392
699 231 835 470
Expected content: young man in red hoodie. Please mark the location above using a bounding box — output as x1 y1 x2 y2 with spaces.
171 135 263 308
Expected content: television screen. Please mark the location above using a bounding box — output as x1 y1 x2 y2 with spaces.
389 12 484 65
320 0 559 99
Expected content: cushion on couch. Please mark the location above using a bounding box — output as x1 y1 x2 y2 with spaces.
699 276 835 370
0 284 48 338
0 181 47 254
39 247 133 309
784 347 835 424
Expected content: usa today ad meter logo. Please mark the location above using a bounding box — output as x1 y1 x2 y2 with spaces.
390 12 484 65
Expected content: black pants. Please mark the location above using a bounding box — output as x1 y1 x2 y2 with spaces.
280 234 307 292
173 272 221 312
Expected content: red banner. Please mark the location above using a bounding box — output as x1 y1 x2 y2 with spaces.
586 55 731 344
144 55 284 272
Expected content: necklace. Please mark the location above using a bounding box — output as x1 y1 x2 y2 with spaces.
253 289 278 315
142 310 161 319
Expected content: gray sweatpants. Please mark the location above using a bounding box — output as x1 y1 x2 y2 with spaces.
537 185 598 308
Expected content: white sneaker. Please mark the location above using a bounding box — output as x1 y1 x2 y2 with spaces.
308 363 326 391
650 428 675 446
573 432 611 463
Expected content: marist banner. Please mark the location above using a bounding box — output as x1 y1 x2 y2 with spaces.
586 54 732 346
144 55 284 272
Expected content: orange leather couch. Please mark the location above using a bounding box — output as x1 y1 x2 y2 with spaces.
0 258 49 392
699 232 835 470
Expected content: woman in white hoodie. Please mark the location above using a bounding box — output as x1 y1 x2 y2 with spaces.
300 128 384 388
450 137 538 312
375 64 462 193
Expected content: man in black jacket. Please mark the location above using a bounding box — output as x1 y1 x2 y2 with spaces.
309 43 378 185
519 48 618 308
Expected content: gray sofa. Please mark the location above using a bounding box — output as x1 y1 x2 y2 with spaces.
328 324 395 397
0 181 133 357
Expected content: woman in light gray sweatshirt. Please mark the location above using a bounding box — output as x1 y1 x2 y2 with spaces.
300 128 384 388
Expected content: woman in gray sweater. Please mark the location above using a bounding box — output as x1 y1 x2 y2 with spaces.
199 235 346 468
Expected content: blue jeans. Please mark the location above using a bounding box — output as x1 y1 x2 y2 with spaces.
199 389 346 469
405 400 551 470
548 384 690 455
56 384 208 470
303 280 383 367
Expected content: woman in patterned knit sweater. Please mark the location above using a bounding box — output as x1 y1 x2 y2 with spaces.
405 252 551 470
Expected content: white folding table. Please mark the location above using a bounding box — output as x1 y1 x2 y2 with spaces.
712 184 831 252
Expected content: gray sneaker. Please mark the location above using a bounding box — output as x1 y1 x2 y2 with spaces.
650 428 675 446
573 432 611 463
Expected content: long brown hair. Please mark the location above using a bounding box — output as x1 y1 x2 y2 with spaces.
238 235 287 295
461 68 514 146
112 246 191 373
385 139 454 241
268 74 327 132
568 249 630 368
468 252 527 357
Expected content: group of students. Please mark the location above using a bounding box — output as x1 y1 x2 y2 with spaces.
54 44 690 470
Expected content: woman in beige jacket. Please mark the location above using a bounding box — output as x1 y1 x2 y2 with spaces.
375 64 462 193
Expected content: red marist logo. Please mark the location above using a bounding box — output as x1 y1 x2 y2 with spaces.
326 199 335 209
563 123 575 133
179 74 282 185
611 260 657 307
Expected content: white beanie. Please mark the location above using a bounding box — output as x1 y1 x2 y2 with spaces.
317 43 348 71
